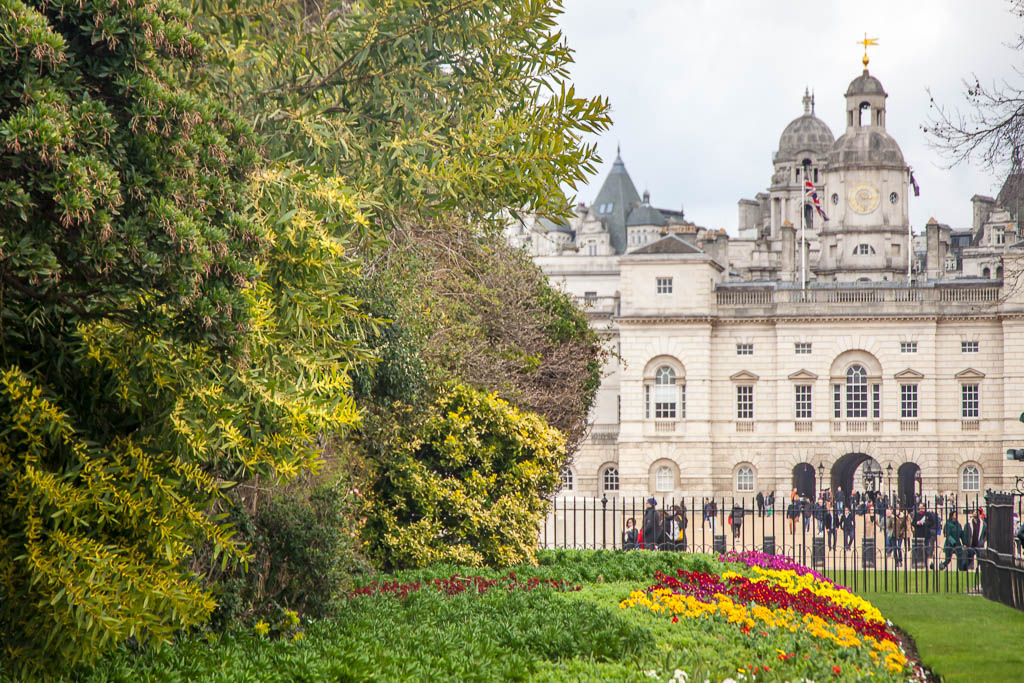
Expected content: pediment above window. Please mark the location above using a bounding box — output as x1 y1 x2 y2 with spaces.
955 368 986 380
788 369 818 381
893 368 924 381
730 370 760 382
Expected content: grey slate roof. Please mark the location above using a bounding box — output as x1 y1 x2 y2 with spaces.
590 152 641 254
997 171 1024 220
629 234 703 255
626 203 668 227
846 71 887 97
777 114 834 160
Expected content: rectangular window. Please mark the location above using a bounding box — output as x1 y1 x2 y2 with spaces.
872 384 881 419
794 342 812 355
656 277 673 294
833 384 841 418
794 385 813 419
846 381 868 418
962 383 980 418
900 384 918 419
962 341 979 353
900 341 917 353
736 385 754 420
654 383 676 419
736 343 753 356
680 384 686 419
644 384 650 419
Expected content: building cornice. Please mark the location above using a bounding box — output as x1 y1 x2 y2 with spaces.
614 312 1024 326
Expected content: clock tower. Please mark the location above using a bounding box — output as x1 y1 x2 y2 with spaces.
817 59 911 282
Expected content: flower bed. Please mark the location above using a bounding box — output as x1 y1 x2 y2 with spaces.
620 553 911 679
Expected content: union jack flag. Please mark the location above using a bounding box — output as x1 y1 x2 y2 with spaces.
804 179 829 221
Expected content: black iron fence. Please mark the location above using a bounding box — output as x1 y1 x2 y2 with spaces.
538 492 1020 594
977 491 1024 610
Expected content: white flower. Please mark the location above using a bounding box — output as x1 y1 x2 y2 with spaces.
644 671 659 679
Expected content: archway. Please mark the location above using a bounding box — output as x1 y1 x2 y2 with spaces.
792 463 816 500
829 453 877 504
897 462 921 510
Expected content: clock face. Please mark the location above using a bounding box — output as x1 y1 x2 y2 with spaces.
847 183 880 214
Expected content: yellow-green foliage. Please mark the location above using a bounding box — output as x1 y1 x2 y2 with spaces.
365 384 565 569
0 0 368 674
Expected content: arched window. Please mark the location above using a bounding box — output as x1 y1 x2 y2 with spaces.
560 466 574 491
602 466 619 492
997 266 1004 279
655 466 674 492
845 364 868 418
644 363 685 420
854 244 874 255
736 465 755 492
961 465 980 492
982 267 991 278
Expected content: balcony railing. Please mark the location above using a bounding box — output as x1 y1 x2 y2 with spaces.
962 419 980 432
735 421 755 433
715 283 1001 309
900 419 919 432
831 420 882 433
794 420 813 432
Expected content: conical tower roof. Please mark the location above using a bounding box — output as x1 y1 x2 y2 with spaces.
590 148 641 254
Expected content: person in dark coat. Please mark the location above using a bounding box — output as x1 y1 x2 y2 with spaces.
842 507 856 551
642 497 662 550
666 505 687 551
730 503 744 541
939 510 964 570
914 502 939 567
622 517 639 550
960 509 987 570
756 491 765 518
823 504 836 551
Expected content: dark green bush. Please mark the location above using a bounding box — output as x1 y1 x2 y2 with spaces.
203 476 370 629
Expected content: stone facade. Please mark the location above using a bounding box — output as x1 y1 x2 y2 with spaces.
511 67 1024 504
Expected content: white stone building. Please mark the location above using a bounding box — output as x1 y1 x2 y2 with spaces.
510 64 1024 504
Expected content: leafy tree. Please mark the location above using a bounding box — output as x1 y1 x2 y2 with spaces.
0 0 367 674
363 383 565 569
189 0 610 226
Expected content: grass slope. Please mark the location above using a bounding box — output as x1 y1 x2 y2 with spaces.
861 592 1024 683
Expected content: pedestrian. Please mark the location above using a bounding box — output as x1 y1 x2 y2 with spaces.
622 517 639 550
961 508 986 570
893 508 908 566
787 495 800 535
756 490 765 518
823 503 836 551
801 495 812 533
730 502 744 541
766 491 775 515
709 498 718 536
667 505 687 551
914 502 939 568
842 506 856 551
642 497 662 550
939 510 964 570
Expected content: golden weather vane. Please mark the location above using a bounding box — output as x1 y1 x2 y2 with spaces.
858 33 879 70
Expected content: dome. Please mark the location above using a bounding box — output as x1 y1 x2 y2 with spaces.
845 71 886 97
828 129 905 167
777 114 835 160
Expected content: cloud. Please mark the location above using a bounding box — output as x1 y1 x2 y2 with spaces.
560 0 1020 233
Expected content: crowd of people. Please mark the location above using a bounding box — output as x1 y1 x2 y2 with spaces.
622 489 991 570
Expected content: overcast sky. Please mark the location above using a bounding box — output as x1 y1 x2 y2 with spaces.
558 0 1022 234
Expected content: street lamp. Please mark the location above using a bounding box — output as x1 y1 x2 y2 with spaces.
886 463 893 504
818 462 825 498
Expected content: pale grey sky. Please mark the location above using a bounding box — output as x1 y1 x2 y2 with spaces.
559 0 1021 234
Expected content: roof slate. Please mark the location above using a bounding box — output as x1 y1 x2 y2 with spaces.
629 234 703 255
591 153 641 254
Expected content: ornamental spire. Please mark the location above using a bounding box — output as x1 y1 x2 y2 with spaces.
858 33 879 71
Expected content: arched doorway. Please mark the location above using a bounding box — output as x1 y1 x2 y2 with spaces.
829 452 877 504
792 463 816 500
897 463 921 510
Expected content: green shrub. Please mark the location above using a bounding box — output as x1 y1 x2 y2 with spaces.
363 383 565 569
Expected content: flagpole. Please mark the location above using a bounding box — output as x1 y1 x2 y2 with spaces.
907 169 913 283
801 166 807 290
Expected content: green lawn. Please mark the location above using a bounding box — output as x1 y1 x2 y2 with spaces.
824 568 980 594
860 591 1024 682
